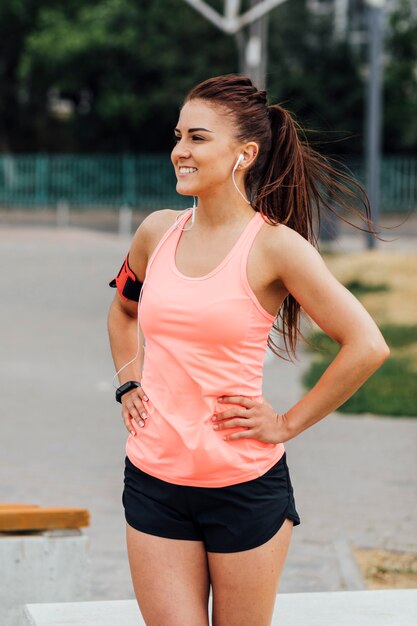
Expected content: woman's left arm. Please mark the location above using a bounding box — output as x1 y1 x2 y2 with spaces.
213 225 390 443
273 226 390 440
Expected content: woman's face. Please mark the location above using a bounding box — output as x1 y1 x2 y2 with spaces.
171 99 242 198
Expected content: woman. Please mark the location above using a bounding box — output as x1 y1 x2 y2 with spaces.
108 74 389 626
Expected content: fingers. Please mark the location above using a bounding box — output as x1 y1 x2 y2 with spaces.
217 395 254 409
121 388 149 435
212 407 251 421
216 400 282 444
121 406 138 437
212 401 253 437
223 430 253 441
213 417 253 431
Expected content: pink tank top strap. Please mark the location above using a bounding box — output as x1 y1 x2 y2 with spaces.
217 210 266 264
238 211 265 253
146 209 192 276
237 212 275 322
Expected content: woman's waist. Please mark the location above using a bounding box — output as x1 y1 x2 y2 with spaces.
141 382 264 420
126 409 281 487
138 382 267 451
141 368 263 405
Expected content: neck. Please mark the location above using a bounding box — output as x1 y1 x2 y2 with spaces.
190 183 254 229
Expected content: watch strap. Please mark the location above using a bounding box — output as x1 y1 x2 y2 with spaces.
115 381 141 403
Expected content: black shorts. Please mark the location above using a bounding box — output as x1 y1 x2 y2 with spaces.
122 451 301 553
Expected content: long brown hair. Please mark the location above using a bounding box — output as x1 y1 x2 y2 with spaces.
184 73 384 361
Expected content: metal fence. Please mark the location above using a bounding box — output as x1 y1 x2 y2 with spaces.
0 154 183 211
0 153 416 212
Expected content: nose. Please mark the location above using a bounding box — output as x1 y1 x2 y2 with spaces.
171 139 191 163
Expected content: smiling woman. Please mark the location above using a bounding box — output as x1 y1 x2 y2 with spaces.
107 74 390 626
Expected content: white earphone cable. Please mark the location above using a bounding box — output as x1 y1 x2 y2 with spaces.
232 155 251 205
174 196 198 231
111 286 145 389
112 155 249 388
112 201 196 389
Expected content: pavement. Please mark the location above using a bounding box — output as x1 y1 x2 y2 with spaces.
0 221 416 602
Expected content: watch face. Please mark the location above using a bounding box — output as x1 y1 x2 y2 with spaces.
116 381 140 402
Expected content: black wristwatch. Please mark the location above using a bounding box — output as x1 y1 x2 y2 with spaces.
115 381 141 403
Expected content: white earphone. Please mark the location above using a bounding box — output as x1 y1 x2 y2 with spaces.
232 153 251 205
234 153 244 169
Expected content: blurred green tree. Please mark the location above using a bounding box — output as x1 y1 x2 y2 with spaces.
0 0 45 151
267 0 364 155
18 0 236 152
384 0 417 153
1 0 416 153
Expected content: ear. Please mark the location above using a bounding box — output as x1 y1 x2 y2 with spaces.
238 142 259 169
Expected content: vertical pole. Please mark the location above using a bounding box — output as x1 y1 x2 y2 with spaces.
235 29 246 73
119 204 133 237
122 153 135 207
57 200 70 228
35 154 48 207
365 2 384 249
244 0 269 89
334 0 349 41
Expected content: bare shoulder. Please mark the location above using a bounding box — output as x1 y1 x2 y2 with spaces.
135 208 181 248
263 223 321 265
128 209 183 280
261 220 326 279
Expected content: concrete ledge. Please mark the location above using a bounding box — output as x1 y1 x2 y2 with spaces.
25 589 417 625
1 531 90 626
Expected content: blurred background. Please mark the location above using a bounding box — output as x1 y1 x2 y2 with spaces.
1 0 416 621
0 0 416 229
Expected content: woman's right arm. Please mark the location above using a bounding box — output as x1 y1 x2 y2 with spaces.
107 209 176 435
107 219 150 434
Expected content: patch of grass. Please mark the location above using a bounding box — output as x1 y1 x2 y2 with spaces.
345 279 389 298
303 251 417 417
303 325 417 417
376 323 417 348
303 353 417 417
307 324 417 353
353 547 417 590
322 250 417 326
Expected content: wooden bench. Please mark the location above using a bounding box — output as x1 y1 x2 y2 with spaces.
24 589 417 626
0 503 90 532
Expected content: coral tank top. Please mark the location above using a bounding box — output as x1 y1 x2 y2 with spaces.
125 208 285 486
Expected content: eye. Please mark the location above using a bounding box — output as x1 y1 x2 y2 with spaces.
173 135 181 143
191 135 204 141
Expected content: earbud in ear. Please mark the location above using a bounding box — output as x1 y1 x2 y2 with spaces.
235 154 244 168
231 153 251 205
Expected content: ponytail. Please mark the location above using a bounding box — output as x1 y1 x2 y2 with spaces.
253 104 382 361
184 74 386 362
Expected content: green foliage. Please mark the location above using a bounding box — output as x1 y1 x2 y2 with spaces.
1 0 417 152
344 279 389 297
306 324 417 354
373 324 417 349
303 324 417 417
303 353 417 416
267 0 364 155
0 0 43 150
18 0 237 151
384 0 417 152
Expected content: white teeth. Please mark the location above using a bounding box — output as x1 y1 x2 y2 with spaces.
179 167 197 174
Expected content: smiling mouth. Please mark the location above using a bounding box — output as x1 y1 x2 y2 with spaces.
178 167 198 176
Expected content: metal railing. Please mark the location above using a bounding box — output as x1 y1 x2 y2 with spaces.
0 153 416 212
0 154 183 211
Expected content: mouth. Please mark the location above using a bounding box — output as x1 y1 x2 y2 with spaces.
178 166 198 177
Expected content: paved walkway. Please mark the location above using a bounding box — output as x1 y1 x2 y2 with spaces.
0 224 416 601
